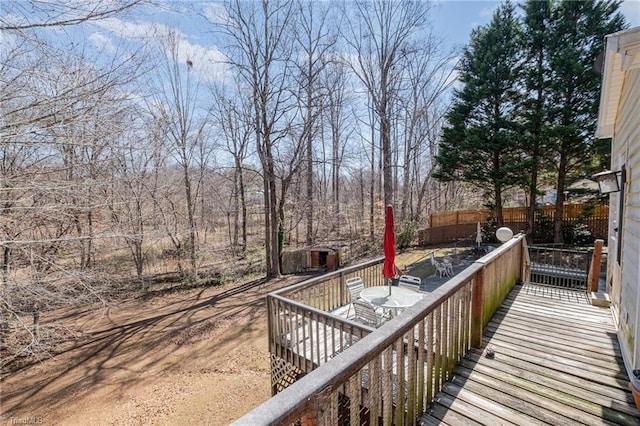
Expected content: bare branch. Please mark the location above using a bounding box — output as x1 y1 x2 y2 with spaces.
0 0 146 31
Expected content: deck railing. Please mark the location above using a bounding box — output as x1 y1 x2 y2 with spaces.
267 259 385 389
235 235 529 425
528 245 591 290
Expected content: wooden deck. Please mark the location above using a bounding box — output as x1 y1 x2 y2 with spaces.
421 284 640 425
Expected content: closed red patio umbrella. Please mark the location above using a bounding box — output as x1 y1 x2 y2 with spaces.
382 204 396 295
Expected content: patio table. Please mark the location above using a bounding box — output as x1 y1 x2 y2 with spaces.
360 286 423 317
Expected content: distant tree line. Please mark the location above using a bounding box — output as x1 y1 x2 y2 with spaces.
434 0 627 243
0 0 463 363
3 0 623 363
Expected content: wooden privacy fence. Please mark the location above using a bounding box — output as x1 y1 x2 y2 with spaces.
234 235 529 425
421 204 608 245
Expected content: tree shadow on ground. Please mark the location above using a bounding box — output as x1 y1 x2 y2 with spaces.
2 275 299 417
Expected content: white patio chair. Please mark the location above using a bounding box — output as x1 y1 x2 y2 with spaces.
398 275 421 292
346 277 364 317
434 261 447 278
353 299 390 328
443 256 454 276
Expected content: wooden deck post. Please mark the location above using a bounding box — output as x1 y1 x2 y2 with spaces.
587 239 604 292
470 268 485 348
299 407 317 426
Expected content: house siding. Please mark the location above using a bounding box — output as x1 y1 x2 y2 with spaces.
614 67 640 368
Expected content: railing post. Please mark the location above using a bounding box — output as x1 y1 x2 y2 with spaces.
587 239 604 292
521 236 531 284
299 399 318 426
339 270 346 308
470 267 485 348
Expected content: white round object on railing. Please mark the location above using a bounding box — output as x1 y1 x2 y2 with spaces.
496 227 513 243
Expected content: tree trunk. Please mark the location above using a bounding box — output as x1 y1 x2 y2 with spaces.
526 39 546 239
494 182 504 227
369 129 376 242
306 85 313 247
232 168 240 254
87 209 94 268
400 116 412 222
332 122 340 236
261 166 272 277
359 169 365 235
268 172 280 277
262 124 281 277
381 110 393 208
527 161 539 236
182 161 198 278
238 160 248 255
554 151 567 244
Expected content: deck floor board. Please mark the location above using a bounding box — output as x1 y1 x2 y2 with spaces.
421 284 640 425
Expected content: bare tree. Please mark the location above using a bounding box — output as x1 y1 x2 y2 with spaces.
290 0 337 247
397 41 457 223
343 0 433 208
0 0 144 31
105 112 166 278
350 96 380 242
0 1 148 363
147 29 208 281
415 102 451 222
219 0 295 278
208 83 255 255
275 128 306 257
323 60 352 237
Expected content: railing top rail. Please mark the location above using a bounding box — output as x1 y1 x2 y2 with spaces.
269 293 374 334
528 246 592 254
271 257 383 298
235 235 525 425
475 235 524 264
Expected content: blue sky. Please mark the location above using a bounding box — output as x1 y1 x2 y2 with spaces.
432 0 640 52
7 0 637 94
79 0 640 88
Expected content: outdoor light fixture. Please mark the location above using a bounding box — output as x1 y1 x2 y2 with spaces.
495 227 513 243
593 170 622 194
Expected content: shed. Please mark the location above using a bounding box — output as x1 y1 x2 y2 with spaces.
595 26 640 384
309 247 340 272
281 246 341 274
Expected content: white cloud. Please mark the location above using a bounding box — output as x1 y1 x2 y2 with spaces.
170 35 229 83
202 3 229 26
94 17 228 84
479 7 494 18
89 32 117 54
95 17 170 40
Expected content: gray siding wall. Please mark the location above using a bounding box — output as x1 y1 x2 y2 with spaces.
614 67 640 369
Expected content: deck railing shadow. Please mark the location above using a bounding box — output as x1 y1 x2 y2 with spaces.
235 234 530 425
420 284 638 425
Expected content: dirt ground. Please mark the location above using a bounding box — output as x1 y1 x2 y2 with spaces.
0 249 441 425
1 275 304 425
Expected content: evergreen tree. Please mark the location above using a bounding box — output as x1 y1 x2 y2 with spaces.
546 0 626 243
434 1 526 226
521 0 553 238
